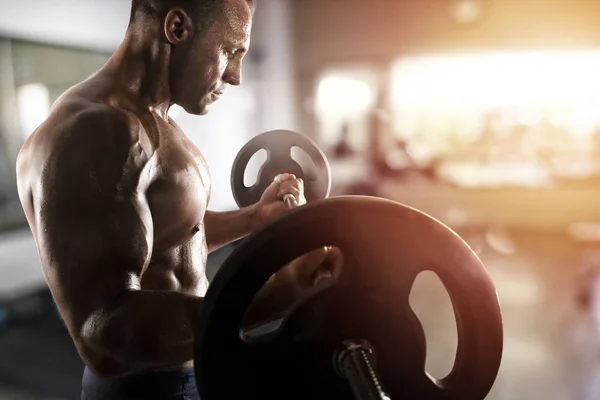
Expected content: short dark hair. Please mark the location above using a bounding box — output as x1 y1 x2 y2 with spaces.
129 0 254 27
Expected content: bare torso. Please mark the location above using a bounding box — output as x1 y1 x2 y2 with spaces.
17 74 211 371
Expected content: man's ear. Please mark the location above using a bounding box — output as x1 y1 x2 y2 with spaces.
164 8 192 44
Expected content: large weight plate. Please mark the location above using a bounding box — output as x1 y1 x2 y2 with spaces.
194 196 503 400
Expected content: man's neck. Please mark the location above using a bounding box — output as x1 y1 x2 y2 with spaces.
102 26 172 120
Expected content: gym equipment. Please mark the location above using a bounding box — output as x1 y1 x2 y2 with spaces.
194 196 503 400
230 130 332 208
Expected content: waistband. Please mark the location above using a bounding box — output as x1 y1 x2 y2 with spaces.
82 365 197 400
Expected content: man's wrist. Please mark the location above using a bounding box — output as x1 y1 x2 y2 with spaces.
246 203 262 232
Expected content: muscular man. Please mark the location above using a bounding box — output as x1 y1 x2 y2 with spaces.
15 0 338 398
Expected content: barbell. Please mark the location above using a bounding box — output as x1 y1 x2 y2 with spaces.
195 130 503 400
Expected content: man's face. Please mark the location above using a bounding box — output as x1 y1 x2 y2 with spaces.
171 0 253 115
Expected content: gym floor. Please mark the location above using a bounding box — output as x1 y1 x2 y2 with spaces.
0 231 598 399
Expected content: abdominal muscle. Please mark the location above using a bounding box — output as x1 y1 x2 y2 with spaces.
140 236 209 372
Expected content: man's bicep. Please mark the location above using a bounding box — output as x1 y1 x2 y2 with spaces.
35 129 154 334
38 190 153 328
38 203 150 349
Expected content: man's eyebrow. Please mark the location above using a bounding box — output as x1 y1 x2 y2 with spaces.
229 38 248 52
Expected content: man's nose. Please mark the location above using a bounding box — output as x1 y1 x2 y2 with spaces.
224 63 242 86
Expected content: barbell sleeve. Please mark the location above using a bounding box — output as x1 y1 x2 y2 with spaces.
283 193 299 208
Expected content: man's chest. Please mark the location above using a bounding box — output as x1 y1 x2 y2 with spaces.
145 123 212 250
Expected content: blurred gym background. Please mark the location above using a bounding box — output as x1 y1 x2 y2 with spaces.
1 0 600 398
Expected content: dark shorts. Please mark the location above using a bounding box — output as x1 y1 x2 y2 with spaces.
81 366 199 400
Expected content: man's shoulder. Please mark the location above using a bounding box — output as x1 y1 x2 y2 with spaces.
56 100 138 141
33 100 141 156
50 80 140 135
18 99 146 182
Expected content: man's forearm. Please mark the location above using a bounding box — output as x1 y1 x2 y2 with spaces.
83 290 202 376
204 208 258 253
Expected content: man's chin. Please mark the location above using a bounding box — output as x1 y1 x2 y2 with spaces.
182 103 210 116
198 104 211 115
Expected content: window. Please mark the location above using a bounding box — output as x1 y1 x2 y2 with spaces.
17 83 50 140
390 50 600 186
314 69 377 151
0 39 110 231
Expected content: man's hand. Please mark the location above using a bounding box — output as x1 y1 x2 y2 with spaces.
204 173 305 252
250 173 306 228
243 246 344 328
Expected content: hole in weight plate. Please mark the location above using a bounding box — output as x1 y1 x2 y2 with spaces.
291 146 317 181
244 149 267 187
409 271 458 380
